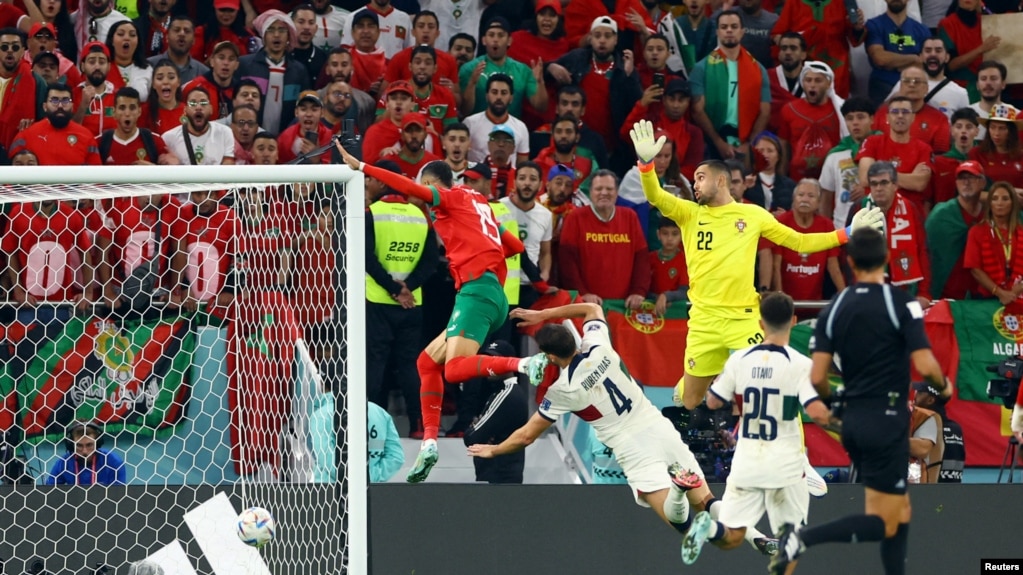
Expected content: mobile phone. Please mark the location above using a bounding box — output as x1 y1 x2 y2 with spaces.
844 0 860 24
653 73 666 88
305 130 318 143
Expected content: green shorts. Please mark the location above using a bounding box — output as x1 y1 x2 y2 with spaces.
446 272 508 345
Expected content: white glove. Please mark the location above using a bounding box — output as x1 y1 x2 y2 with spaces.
849 206 885 234
628 119 666 164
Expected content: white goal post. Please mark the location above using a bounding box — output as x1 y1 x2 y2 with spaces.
0 164 367 575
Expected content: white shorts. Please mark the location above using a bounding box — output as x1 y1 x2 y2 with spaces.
718 481 809 535
610 417 705 507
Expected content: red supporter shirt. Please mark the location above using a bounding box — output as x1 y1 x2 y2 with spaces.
649 249 688 294
191 26 251 62
856 133 934 211
1 202 92 302
0 4 26 28
579 69 613 149
73 82 118 137
929 154 962 205
361 119 401 164
778 99 843 179
558 206 651 300
98 195 192 282
291 232 335 326
771 211 838 301
941 202 983 299
873 103 951 153
393 149 442 179
967 148 1023 191
9 119 101 165
101 129 170 165
770 0 856 96
140 102 186 134
241 206 295 291
277 123 334 164
173 204 239 301
385 46 459 85
374 84 458 136
347 46 388 93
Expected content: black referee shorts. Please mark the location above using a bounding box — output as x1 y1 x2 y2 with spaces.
841 407 911 495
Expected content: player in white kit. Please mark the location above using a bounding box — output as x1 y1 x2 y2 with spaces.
468 302 777 557
680 292 832 565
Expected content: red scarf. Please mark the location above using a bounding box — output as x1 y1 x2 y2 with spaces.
874 193 924 285
975 220 1023 294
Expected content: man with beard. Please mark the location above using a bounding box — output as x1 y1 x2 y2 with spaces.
464 73 528 165
447 33 475 69
319 76 355 136
690 10 770 160
291 4 328 81
72 41 117 136
635 0 692 75
318 47 374 134
714 0 777 69
885 37 968 120
925 160 985 300
767 32 806 133
386 45 456 137
0 28 47 151
929 107 979 205
391 113 441 177
310 0 349 51
857 96 933 214
133 0 175 57
32 50 60 85
172 187 238 312
778 62 846 181
459 17 546 118
440 122 470 177
343 0 413 59
530 85 609 169
547 16 640 155
229 104 260 164
419 0 487 54
770 0 864 97
386 11 458 89
145 16 209 84
98 86 176 165
873 64 950 153
277 90 332 164
344 10 387 98
161 86 236 165
483 125 518 200
969 61 1007 140
499 161 554 309
183 41 240 121
72 0 129 48
238 10 311 134
535 115 597 194
771 179 846 305
865 0 930 105
11 83 101 165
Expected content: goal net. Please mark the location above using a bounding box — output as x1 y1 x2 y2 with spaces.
0 165 367 575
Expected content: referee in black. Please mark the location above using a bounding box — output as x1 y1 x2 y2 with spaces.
770 227 951 575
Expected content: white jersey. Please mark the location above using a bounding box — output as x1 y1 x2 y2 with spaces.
344 5 413 59
420 0 486 57
499 197 552 281
314 6 349 50
710 343 819 489
819 147 857 230
161 122 236 166
886 77 969 120
538 320 664 448
463 111 529 165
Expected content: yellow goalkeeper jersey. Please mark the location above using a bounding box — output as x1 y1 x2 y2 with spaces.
640 167 843 319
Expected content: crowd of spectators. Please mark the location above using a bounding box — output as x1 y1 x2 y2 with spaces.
0 0 1022 446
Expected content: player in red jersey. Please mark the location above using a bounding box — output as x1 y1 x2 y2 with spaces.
171 189 239 311
336 140 543 482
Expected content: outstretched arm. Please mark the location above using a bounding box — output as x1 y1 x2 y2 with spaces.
335 140 435 204
510 301 605 326
467 412 554 458
629 120 691 223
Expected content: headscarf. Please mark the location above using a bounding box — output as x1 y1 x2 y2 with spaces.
252 9 298 51
800 60 849 138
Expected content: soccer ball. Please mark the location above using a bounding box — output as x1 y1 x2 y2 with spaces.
237 506 276 548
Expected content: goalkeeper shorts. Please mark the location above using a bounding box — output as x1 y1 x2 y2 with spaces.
683 311 763 378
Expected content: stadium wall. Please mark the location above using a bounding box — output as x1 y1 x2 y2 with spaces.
1 484 1016 574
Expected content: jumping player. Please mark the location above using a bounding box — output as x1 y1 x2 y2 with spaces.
679 292 831 564
470 302 779 558
335 141 544 483
628 119 885 420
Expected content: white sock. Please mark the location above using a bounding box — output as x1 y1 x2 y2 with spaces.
708 499 768 544
663 485 691 526
516 357 529 373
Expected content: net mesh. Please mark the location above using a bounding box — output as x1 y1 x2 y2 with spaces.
0 170 361 575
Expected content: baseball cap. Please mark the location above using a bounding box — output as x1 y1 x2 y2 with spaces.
535 0 563 15
352 9 380 26
29 22 56 38
401 113 427 130
486 16 512 32
79 41 110 63
213 0 240 9
489 124 516 141
665 78 691 98
297 90 322 107
955 160 984 178
482 340 516 357
547 163 574 181
462 163 492 181
384 80 414 98
912 381 948 403
591 15 617 34
210 40 240 57
32 51 59 66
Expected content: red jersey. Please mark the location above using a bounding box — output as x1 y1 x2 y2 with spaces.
534 148 595 191
873 103 951 154
967 148 1023 190
9 119 101 166
98 195 192 282
649 249 688 294
579 69 612 149
0 4 26 27
276 122 334 164
361 119 401 164
393 149 442 179
101 129 170 165
771 211 838 301
558 206 651 299
173 205 239 301
347 46 388 93
291 232 335 326
375 83 458 136
192 26 252 62
1 202 92 302
856 133 934 211
73 81 118 137
778 99 842 180
141 102 186 134
385 46 459 85
929 153 963 205
771 0 857 96
0 64 40 150
241 206 295 291
430 183 508 288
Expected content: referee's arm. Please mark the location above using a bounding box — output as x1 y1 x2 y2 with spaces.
911 348 951 399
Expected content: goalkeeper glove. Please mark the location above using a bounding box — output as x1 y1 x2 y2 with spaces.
845 206 885 237
628 119 667 164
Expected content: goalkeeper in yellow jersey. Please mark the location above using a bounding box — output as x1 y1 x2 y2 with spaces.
629 120 885 421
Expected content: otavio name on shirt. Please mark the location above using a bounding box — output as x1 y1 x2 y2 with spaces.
752 367 774 379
